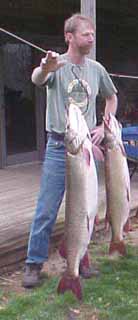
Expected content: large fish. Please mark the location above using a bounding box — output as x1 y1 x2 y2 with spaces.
57 103 98 300
104 113 130 256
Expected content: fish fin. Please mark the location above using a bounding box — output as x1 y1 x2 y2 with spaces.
104 210 110 232
127 186 130 202
59 238 67 259
123 218 133 233
94 214 100 225
87 215 90 232
57 274 82 300
109 240 127 256
136 209 138 219
119 142 127 157
80 251 90 269
79 251 99 279
83 147 91 166
92 145 104 161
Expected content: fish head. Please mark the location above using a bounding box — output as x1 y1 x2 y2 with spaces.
65 103 90 154
103 113 122 145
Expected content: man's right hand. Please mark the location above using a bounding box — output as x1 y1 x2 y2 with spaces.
40 50 66 74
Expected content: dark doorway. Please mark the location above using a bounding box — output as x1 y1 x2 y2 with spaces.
3 43 36 155
0 42 45 166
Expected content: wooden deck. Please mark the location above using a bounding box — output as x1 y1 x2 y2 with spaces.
0 162 65 272
0 161 138 272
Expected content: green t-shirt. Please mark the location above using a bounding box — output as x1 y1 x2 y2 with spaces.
45 54 117 133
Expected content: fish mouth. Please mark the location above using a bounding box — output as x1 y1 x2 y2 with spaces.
64 133 83 154
103 113 118 137
103 113 122 132
103 114 125 154
103 113 117 146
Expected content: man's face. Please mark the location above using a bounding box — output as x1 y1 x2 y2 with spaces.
71 22 95 55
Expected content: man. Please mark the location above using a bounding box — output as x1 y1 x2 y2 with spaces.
22 13 117 288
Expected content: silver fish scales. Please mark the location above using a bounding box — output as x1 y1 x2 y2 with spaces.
104 113 131 256
57 103 98 300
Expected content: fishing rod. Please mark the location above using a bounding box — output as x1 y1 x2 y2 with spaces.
1 28 138 80
0 28 90 105
0 27 48 54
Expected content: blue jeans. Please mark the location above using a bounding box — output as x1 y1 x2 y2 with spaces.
26 136 66 264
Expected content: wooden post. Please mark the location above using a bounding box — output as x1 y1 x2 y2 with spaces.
81 0 96 59
0 48 6 168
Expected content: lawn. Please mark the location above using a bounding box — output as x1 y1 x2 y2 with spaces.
0 239 138 320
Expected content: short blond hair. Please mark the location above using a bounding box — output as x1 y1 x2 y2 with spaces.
64 13 94 37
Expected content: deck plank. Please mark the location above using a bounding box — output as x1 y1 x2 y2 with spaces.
0 161 137 272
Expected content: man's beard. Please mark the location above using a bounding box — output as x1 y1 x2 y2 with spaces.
79 45 92 55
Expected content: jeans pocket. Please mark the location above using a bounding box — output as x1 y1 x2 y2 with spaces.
47 137 65 149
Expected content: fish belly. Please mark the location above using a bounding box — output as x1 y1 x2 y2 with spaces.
65 145 98 277
105 148 130 243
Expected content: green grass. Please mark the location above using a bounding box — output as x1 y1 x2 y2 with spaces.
0 244 138 320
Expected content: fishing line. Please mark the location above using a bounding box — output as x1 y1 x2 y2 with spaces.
0 27 48 54
1 29 138 79
110 73 138 79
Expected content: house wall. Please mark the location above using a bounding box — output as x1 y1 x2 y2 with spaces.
0 0 138 167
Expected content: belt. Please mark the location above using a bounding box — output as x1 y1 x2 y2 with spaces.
47 132 65 141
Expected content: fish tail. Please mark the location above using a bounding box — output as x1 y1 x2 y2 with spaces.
57 274 82 300
58 238 67 259
104 211 110 232
109 240 127 256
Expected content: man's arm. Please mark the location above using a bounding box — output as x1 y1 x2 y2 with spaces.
104 93 118 117
91 93 118 145
31 51 66 86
